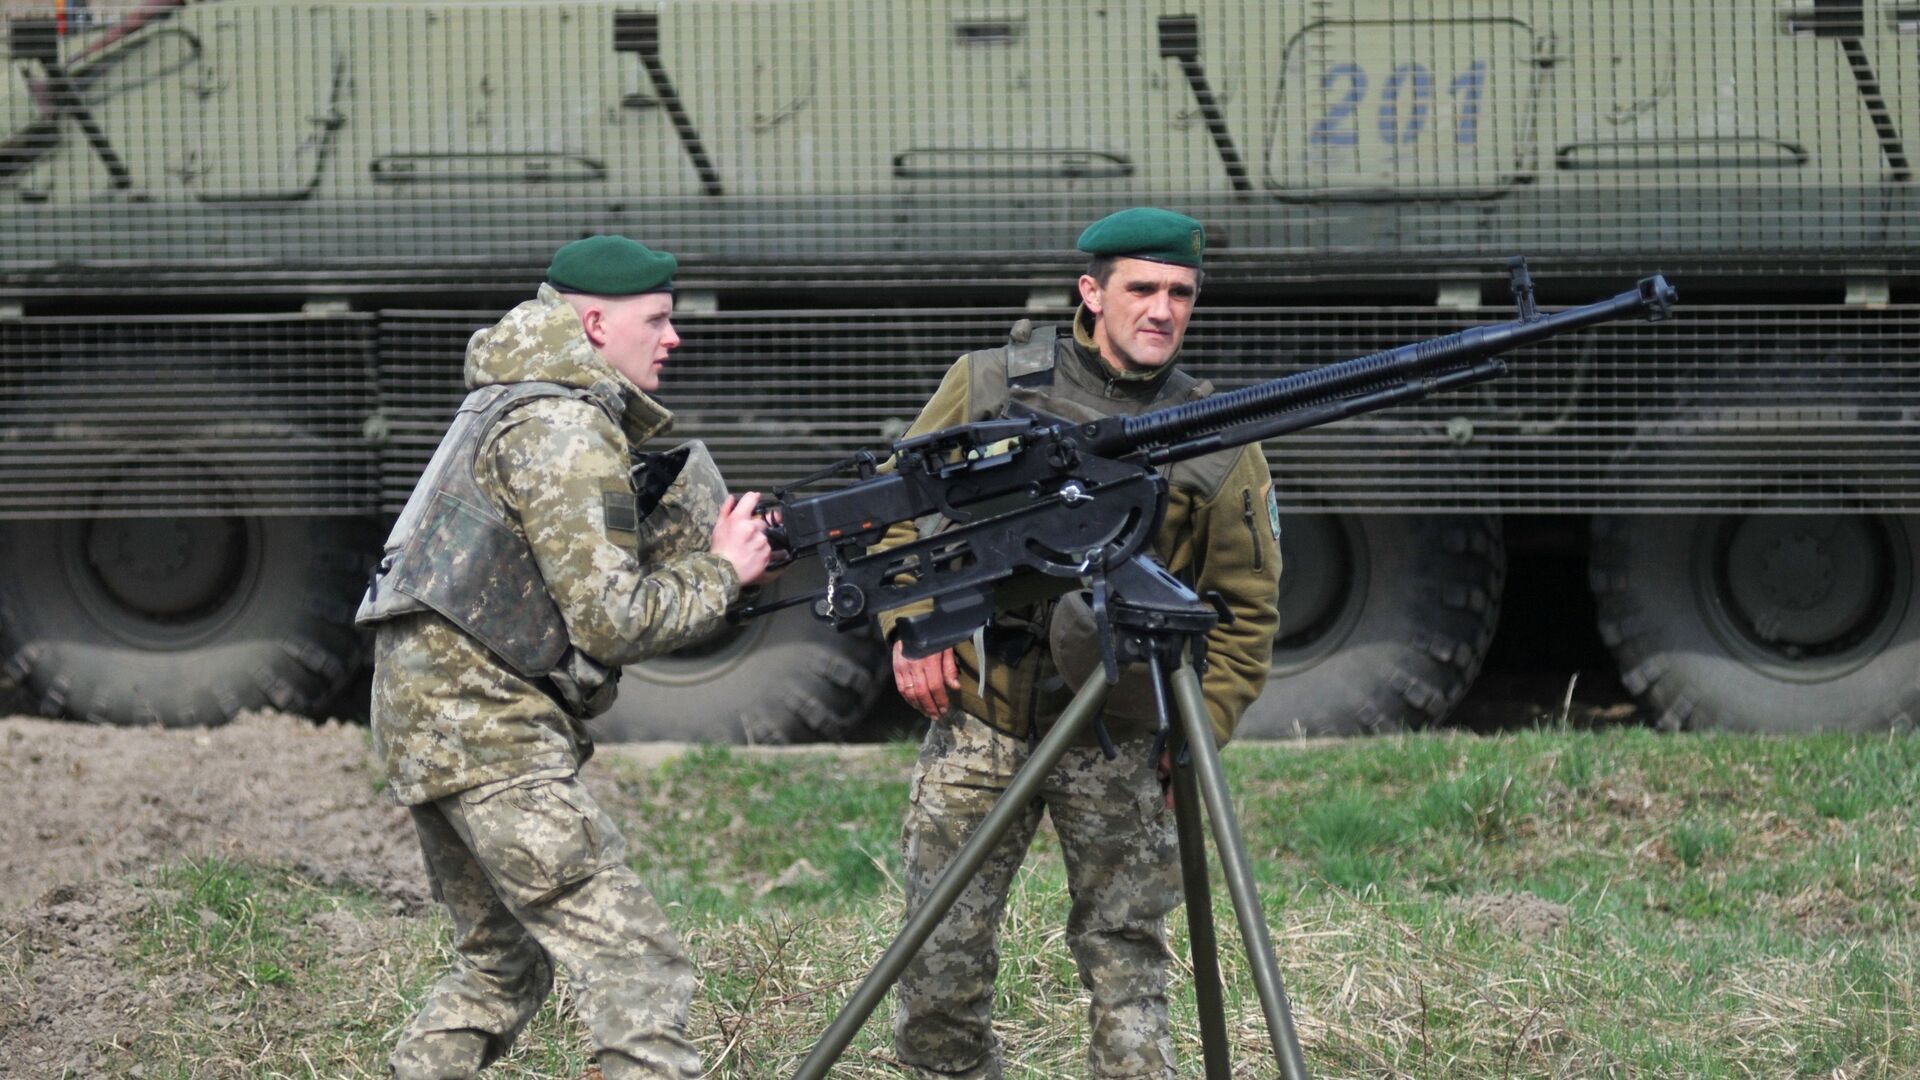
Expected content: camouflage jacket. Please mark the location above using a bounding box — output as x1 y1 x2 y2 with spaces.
875 307 1282 746
369 285 741 805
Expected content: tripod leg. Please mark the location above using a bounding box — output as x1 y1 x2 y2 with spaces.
1170 754 1232 1080
789 672 1111 1080
1169 663 1312 1080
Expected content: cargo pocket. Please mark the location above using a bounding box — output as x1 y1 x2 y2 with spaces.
455 776 627 904
901 718 999 865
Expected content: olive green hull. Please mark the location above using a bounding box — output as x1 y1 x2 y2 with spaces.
3 1 1915 287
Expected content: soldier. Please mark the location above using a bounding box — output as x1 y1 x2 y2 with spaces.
355 235 773 1080
880 208 1282 1079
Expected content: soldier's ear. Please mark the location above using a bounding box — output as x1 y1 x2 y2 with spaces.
1077 273 1103 315
578 305 608 348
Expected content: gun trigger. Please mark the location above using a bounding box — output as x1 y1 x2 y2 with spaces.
929 482 973 527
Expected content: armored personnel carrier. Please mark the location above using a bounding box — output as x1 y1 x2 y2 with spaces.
3 0 1916 738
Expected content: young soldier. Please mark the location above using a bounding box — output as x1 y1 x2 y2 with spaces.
882 208 1282 1079
356 236 772 1080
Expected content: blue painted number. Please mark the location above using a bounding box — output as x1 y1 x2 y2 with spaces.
1307 60 1487 147
1378 63 1433 145
1452 60 1487 144
1309 63 1367 146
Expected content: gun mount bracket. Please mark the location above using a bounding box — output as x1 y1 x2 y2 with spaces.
1507 257 1539 321
1638 275 1679 320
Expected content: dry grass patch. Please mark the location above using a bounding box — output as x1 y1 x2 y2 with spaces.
5 727 1916 1078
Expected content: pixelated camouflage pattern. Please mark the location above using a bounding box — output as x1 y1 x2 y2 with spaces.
395 775 700 1080
358 381 605 677
630 440 728 574
368 286 742 806
875 307 1281 746
545 647 623 720
390 483 565 675
894 713 1180 1080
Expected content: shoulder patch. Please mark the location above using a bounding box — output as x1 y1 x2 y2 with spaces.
603 490 640 534
1265 483 1282 543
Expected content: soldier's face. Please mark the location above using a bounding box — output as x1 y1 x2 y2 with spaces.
585 293 680 393
1079 258 1199 375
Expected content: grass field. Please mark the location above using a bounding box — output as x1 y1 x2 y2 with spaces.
37 727 1920 1078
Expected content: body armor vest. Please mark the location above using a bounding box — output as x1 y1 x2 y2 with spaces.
968 323 1239 500
962 324 1246 729
356 381 620 689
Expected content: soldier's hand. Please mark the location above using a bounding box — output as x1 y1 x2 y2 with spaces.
893 640 960 721
711 492 774 585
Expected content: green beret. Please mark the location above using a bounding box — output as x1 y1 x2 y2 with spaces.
1076 207 1205 268
547 235 676 295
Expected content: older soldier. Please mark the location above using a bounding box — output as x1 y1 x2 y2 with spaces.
880 208 1282 1079
356 235 772 1080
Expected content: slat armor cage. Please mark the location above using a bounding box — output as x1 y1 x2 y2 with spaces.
2 0 1918 515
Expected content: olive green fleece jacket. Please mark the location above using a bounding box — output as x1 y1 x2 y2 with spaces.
874 310 1281 745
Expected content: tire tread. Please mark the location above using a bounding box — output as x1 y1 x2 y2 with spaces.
1591 513 1920 733
1238 514 1505 738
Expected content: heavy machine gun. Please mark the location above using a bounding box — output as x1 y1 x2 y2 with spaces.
747 259 1678 661
752 259 1677 1080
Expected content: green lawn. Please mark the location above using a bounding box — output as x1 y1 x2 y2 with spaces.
55 729 1920 1078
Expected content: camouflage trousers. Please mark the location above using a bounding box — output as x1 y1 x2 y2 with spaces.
392 774 700 1080
893 713 1181 1080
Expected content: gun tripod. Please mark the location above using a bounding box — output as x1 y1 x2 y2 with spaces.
790 556 1310 1080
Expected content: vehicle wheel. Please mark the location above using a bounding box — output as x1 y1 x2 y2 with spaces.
1590 513 1920 733
0 516 368 726
588 561 884 744
1236 513 1505 737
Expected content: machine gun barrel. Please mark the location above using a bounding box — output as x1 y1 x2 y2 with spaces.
1086 270 1677 463
742 262 1677 629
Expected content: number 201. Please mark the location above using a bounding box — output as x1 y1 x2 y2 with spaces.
1308 60 1487 147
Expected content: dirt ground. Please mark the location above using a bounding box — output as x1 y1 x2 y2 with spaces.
0 712 422 914
0 712 426 1076
0 709 876 1077
0 691 1615 1076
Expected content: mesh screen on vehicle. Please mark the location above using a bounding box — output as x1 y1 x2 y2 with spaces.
0 313 378 516
374 306 1920 515
2 2 1917 516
